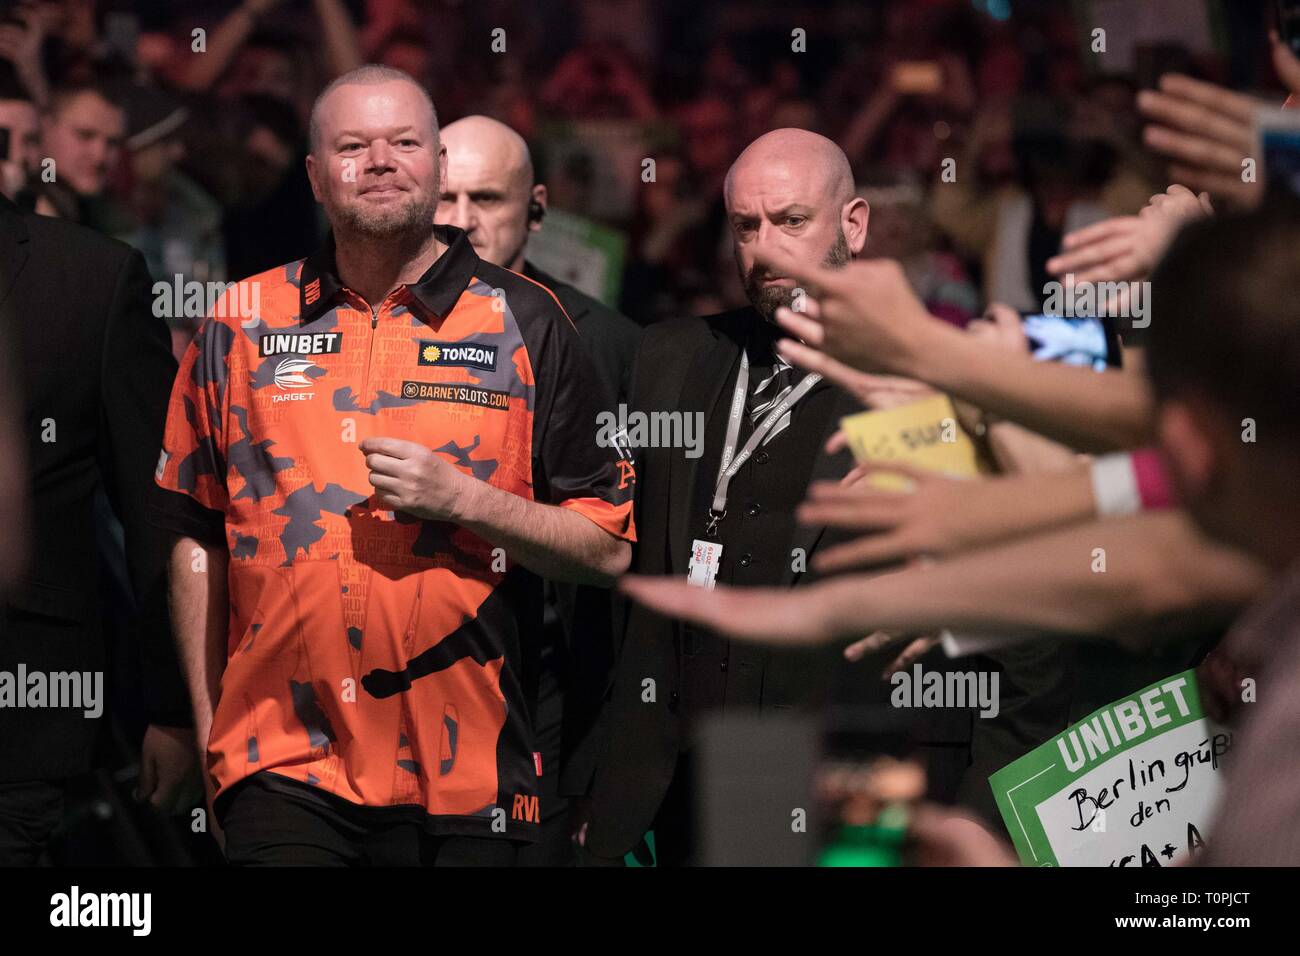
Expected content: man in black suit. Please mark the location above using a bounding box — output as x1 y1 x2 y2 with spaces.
437 115 642 864
584 128 982 866
0 191 195 864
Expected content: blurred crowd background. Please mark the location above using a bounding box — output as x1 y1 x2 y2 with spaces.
0 0 1289 358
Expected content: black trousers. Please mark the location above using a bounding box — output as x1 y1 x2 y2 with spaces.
0 780 65 866
220 774 520 867
517 651 577 866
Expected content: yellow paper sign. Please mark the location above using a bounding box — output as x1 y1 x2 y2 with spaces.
839 394 979 489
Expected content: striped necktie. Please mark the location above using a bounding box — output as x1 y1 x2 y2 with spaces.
747 351 798 445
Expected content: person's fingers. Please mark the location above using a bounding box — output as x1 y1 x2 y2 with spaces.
843 630 897 662
359 436 420 459
884 635 939 678
774 306 825 346
805 479 914 507
983 302 1025 347
754 247 855 301
838 462 871 487
1154 73 1260 126
1197 190 1215 216
804 480 910 509
813 532 915 572
1166 164 1259 208
837 364 931 406
966 315 1024 359
362 452 407 476
826 428 848 455
1071 254 1145 286
1056 215 1133 252
367 473 403 495
813 458 928 490
1137 87 1252 152
1270 31 1300 99
1048 234 1137 278
1143 124 1248 178
618 576 825 643
777 336 864 382
794 294 822 322
797 497 902 531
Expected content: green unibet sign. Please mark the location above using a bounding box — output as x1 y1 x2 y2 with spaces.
990 669 1232 867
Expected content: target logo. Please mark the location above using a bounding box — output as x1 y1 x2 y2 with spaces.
274 357 320 390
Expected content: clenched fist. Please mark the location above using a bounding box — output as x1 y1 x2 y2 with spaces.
359 437 478 522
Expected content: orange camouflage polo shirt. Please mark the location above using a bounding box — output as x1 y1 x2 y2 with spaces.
153 225 635 840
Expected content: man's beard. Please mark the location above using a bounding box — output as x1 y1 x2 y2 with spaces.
328 187 439 242
743 228 850 323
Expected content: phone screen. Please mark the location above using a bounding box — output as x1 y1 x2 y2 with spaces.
1259 106 1300 199
1020 313 1121 371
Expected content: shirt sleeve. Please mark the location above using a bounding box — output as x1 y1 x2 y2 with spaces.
529 298 636 543
150 317 234 545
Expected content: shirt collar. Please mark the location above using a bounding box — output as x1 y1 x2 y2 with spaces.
299 223 480 322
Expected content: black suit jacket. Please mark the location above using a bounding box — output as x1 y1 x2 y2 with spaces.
523 263 644 799
0 194 189 782
524 263 641 403
586 308 872 857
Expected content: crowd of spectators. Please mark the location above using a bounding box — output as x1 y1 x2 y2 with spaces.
0 0 1282 347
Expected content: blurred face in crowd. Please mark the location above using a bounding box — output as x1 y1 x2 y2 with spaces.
725 128 869 322
241 123 295 200
380 40 432 89
860 185 927 260
130 138 184 186
0 97 40 198
41 90 125 197
682 97 735 179
307 78 443 242
230 46 298 105
437 115 544 273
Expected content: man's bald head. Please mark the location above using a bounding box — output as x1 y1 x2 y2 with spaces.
724 128 855 210
724 128 868 322
309 64 438 157
436 115 546 271
442 115 534 190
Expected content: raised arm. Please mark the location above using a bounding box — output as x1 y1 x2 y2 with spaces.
621 511 1266 649
758 254 1154 452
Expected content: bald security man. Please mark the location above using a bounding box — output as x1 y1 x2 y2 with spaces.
585 129 887 865
437 116 642 865
437 116 641 402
